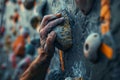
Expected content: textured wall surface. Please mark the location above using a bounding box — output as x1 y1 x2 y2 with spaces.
46 0 120 80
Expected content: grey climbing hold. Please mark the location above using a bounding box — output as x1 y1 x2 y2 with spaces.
30 15 42 30
23 0 35 10
84 33 101 62
75 0 95 15
53 10 72 51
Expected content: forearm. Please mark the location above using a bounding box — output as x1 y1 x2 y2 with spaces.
20 48 52 80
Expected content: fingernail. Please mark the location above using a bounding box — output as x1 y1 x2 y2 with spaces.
56 13 62 17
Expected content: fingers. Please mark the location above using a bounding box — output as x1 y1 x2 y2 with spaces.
40 13 62 29
40 17 64 39
39 13 64 55
44 31 56 55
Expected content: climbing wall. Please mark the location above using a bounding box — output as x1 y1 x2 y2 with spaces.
45 0 120 80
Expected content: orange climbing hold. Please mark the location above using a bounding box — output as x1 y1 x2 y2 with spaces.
100 0 113 59
100 0 110 34
101 6 110 21
59 50 64 71
100 43 113 59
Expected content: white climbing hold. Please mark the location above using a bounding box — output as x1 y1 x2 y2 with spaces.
84 33 102 62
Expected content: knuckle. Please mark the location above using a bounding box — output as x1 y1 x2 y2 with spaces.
48 33 53 39
47 37 52 44
47 23 52 27
43 15 48 19
43 15 49 21
48 34 53 39
40 29 44 36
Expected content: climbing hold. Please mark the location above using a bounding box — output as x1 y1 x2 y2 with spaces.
100 0 110 35
30 15 42 30
17 0 22 5
75 0 95 15
100 32 115 59
53 10 72 51
0 26 5 37
84 33 102 62
65 77 72 80
23 0 35 10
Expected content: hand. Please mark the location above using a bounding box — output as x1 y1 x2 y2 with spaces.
39 13 64 58
20 14 64 80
